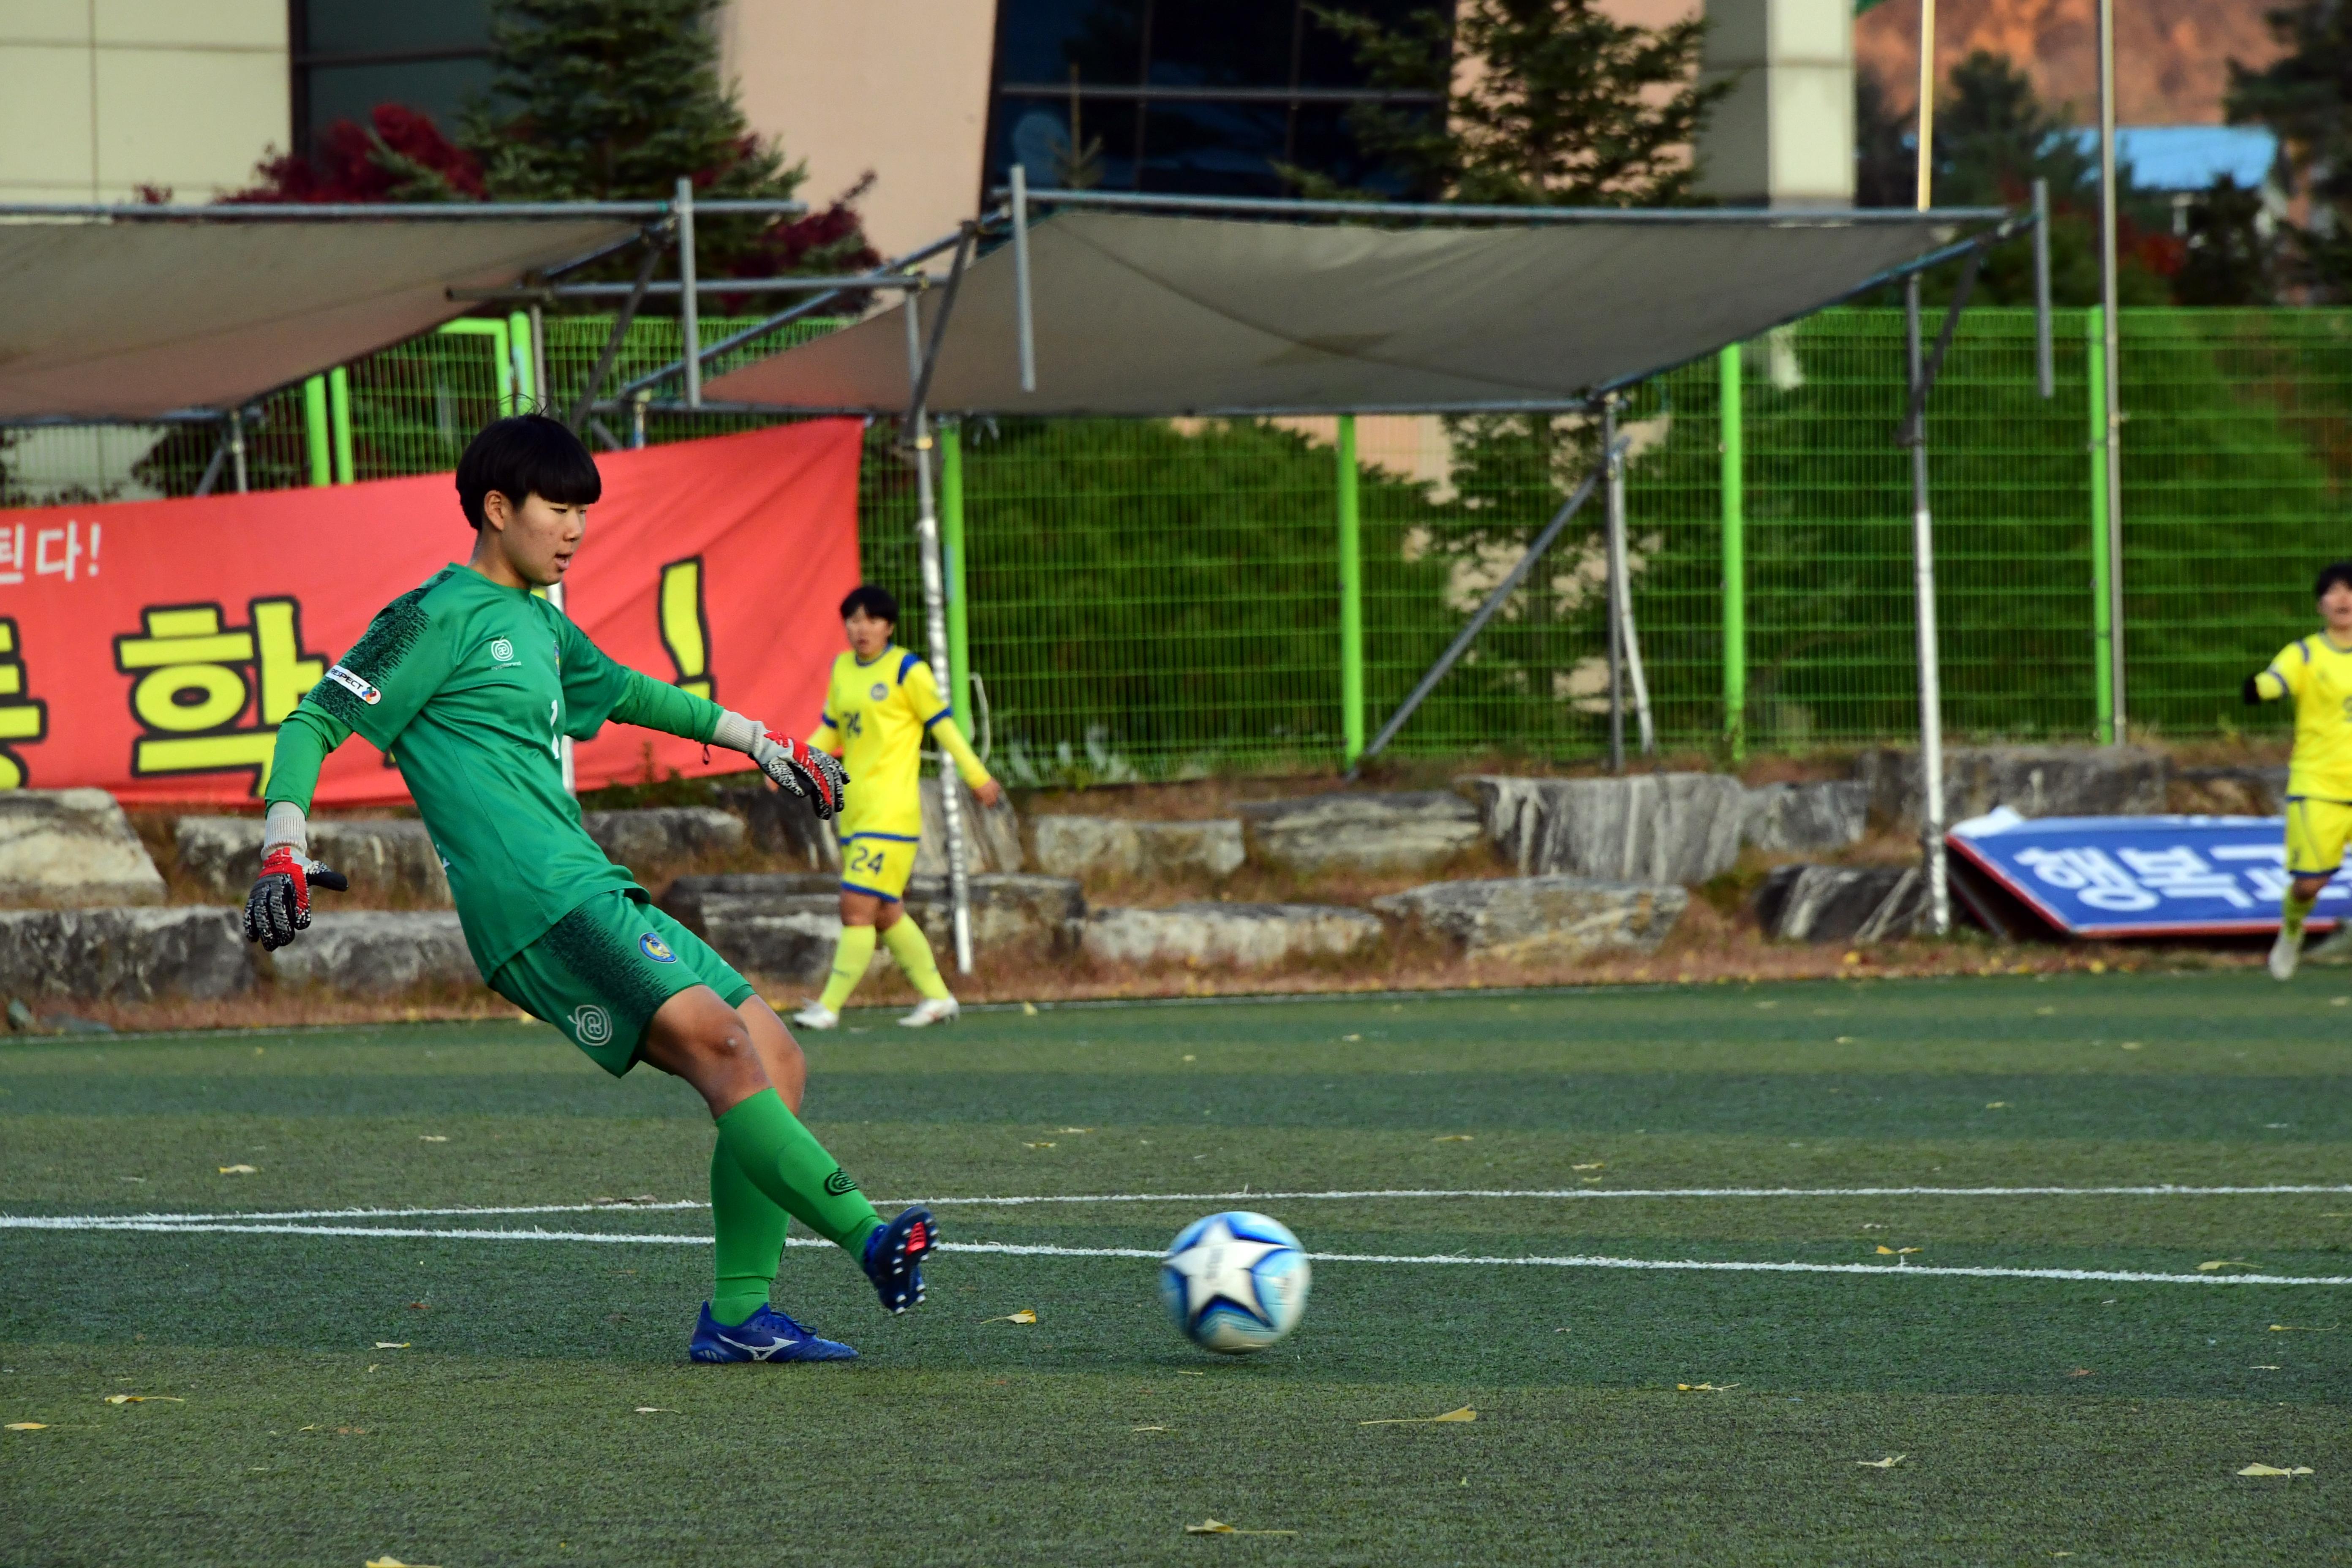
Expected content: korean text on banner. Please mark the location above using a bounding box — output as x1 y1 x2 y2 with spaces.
1949 811 2330 937
0 420 863 806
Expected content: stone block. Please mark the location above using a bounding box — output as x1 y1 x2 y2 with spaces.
662 872 1083 984
2171 765 2290 816
1742 781 1869 852
1032 816 1245 882
915 776 1025 875
1856 745 2168 828
175 816 452 904
1753 863 1924 943
1373 876 1686 962
0 789 165 906
0 906 250 1000
580 807 746 870
1240 791 1484 876
269 912 478 994
1473 773 1747 886
1079 902 1383 969
902 874 1085 953
712 786 841 872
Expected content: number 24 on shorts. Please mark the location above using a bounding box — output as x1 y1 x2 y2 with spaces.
845 841 892 877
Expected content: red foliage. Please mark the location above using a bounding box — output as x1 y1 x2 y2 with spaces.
225 105 485 204
716 169 884 297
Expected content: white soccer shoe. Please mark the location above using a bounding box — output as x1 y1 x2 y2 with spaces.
898 996 961 1029
791 1002 840 1031
2269 927 2301 982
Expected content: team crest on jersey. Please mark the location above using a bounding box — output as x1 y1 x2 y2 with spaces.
870 683 887 700
639 932 678 964
324 664 381 705
490 637 517 665
571 1004 613 1048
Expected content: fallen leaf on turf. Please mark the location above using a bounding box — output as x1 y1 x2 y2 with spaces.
2121 1041 2143 1050
1432 1135 1473 1143
2270 1324 2334 1331
1874 1246 1921 1257
365 1557 442 1567
2197 1260 2256 1272
1359 1406 1476 1425
1184 1520 1295 1536
218 1164 257 1174
1022 1141 1056 1149
1984 1102 2009 1110
418 1135 447 1143
373 1342 410 1350
2237 1464 2314 1477
1021 1001 1038 1016
1856 1455 1906 1469
2067 1368 2095 1377
7 1423 47 1430
103 1395 182 1405
1055 1127 1093 1134
982 1309 1038 1325
1571 1162 1604 1171
634 1407 676 1414
2251 1364 2282 1370
1342 1034 1361 1042
1676 1383 1740 1392
1177 1370 1205 1376
1131 1425 1169 1432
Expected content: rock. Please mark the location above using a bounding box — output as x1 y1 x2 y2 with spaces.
1373 876 1686 961
5 998 30 1031
915 776 1025 875
2171 765 2290 816
662 872 1084 984
1079 902 1383 969
0 906 250 1000
1032 816 1246 882
1473 773 1747 887
1753 864 1924 943
267 912 479 994
1856 745 2169 828
580 807 746 870
175 816 453 905
1742 781 1870 852
1240 791 1484 876
0 789 165 906
712 786 841 872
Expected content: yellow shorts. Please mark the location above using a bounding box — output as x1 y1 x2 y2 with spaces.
2285 797 2352 877
840 831 919 901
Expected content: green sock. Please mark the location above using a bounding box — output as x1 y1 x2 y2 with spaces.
2284 889 2317 941
880 918 953 1002
713 1088 882 1253
708 1138 787 1327
817 924 876 1014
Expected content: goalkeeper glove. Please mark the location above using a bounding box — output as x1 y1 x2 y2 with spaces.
752 733 849 819
243 845 349 950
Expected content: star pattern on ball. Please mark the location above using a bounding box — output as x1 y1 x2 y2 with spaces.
1167 1217 1285 1321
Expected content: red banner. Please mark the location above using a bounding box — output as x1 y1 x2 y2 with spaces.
0 420 863 806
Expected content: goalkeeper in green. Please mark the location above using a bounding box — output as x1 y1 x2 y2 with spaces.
244 414 936 1363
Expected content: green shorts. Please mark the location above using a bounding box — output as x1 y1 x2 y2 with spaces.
489 890 755 1076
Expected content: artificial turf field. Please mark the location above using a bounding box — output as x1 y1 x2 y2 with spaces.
3 972 2349 1565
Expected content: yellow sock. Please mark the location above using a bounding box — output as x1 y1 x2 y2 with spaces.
2283 889 2317 942
817 924 876 1013
880 917 953 1002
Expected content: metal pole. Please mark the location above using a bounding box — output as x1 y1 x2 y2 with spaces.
904 294 974 974
1608 402 1656 757
566 237 663 430
1337 413 1364 765
1906 277 1950 937
2095 0 2126 739
528 305 547 416
229 407 248 493
2031 178 2055 399
676 177 702 409
631 392 648 449
1605 398 1625 774
1720 343 1745 760
1011 164 1037 392
2086 304 2115 744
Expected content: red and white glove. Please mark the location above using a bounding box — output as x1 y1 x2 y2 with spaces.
242 845 349 950
751 732 849 820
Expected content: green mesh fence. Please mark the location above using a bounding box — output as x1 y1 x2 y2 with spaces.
7 306 2345 778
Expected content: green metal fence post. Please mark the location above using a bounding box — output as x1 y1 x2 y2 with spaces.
327 366 355 484
940 419 972 730
1719 345 1746 760
2085 305 2115 744
303 375 332 487
438 319 514 416
1337 413 1364 765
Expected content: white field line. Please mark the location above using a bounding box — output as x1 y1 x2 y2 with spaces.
9 1215 2351 1288
8 1183 2351 1233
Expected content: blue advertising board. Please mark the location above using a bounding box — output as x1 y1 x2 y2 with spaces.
1947 810 2337 937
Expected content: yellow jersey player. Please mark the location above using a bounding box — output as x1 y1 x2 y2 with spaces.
2247 561 2352 979
791 585 1000 1029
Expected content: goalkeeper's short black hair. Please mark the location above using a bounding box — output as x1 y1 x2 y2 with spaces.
455 414 602 530
2318 562 2352 599
840 584 899 624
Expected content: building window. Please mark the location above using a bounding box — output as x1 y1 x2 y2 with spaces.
290 0 493 154
985 0 1446 201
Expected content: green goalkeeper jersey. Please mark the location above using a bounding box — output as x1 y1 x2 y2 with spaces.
264 563 722 979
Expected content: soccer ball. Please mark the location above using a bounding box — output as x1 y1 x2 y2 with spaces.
1159 1211 1311 1354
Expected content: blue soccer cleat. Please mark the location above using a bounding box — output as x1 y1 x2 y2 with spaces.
861 1206 939 1314
689 1301 857 1363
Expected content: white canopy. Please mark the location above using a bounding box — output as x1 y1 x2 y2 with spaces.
0 213 637 420
704 207 1995 416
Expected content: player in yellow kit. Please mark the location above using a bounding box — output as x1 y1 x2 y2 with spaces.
2246 562 2352 979
791 585 1000 1028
